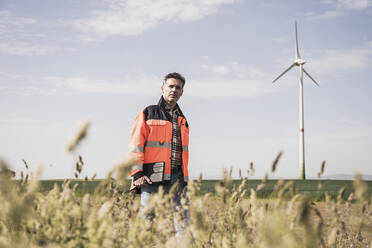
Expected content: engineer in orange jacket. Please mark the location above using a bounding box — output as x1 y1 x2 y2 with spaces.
128 72 190 234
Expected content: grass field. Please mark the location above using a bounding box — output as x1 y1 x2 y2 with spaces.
2 167 372 247
3 129 372 246
38 178 372 200
2 118 371 247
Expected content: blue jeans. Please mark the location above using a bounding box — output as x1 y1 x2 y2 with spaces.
140 171 189 236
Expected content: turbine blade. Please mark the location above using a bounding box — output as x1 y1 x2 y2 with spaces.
272 63 297 83
295 21 301 60
303 68 319 86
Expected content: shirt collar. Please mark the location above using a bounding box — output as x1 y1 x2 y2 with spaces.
158 96 184 118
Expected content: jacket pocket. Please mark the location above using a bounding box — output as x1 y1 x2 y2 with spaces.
146 119 168 142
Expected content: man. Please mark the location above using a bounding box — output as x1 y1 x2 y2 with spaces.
128 72 189 228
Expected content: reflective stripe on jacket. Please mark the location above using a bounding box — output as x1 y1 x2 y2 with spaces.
128 97 189 182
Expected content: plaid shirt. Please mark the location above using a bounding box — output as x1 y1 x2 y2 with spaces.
166 107 183 173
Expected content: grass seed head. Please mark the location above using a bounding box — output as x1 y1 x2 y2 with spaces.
263 172 268 183
256 183 265 192
297 196 312 227
317 160 326 178
271 151 283 173
249 162 254 173
67 120 90 152
22 159 29 170
337 186 346 204
353 172 368 202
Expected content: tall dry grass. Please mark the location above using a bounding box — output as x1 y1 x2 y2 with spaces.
0 124 371 247
1 158 371 247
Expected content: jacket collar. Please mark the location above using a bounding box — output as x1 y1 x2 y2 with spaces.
158 96 185 118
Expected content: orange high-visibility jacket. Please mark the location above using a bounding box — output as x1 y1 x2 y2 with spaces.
128 97 189 182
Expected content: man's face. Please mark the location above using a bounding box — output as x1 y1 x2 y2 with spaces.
161 78 184 107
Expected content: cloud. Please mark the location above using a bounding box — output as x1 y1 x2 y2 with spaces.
48 74 270 99
0 10 36 30
306 48 372 76
2 41 371 98
0 63 274 99
201 64 231 75
201 61 266 80
9 42 370 99
335 0 371 9
0 58 274 98
195 61 273 98
0 71 161 96
0 71 58 96
308 10 346 20
51 75 160 95
0 117 46 127
72 0 238 38
271 37 287 43
322 0 371 9
45 71 272 99
0 10 57 56
309 0 371 20
186 78 272 98
0 42 56 56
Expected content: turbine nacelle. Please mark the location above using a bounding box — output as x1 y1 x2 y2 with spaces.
295 59 306 65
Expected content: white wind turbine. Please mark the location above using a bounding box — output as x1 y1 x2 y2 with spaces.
272 21 319 180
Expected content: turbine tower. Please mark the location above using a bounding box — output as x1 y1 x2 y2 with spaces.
272 21 319 180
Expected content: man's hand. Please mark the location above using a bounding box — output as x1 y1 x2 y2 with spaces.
130 175 152 191
134 175 152 187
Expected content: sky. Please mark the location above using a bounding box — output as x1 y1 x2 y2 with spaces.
0 0 372 180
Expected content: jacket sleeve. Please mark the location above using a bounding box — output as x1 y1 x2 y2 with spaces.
128 110 149 177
